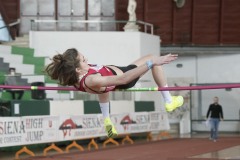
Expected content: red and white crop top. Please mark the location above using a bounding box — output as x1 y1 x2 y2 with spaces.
76 64 116 93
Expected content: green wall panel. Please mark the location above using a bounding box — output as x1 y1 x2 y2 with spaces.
134 101 155 112
84 101 101 114
10 100 50 116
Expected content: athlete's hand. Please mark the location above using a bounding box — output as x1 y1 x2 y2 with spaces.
153 53 178 66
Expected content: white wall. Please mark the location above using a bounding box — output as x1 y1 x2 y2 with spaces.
110 100 135 114
197 54 240 83
30 31 160 65
196 54 240 121
50 100 84 116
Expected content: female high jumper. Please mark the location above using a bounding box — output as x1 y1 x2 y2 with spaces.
45 48 184 138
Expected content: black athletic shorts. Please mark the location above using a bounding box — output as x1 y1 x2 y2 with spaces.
107 64 139 89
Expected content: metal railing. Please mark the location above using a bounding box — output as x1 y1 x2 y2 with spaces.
30 19 154 34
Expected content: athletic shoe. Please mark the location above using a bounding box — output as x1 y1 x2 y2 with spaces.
104 117 118 138
165 96 184 112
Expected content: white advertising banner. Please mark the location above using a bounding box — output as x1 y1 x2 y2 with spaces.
111 112 150 134
22 116 59 145
0 116 59 147
58 114 105 141
149 111 170 131
0 112 169 147
0 117 23 147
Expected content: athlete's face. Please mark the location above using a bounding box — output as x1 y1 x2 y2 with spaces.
77 53 88 69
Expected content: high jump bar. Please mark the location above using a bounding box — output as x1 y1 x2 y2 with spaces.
0 84 240 91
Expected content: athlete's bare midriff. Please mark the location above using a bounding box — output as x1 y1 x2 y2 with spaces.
106 65 124 75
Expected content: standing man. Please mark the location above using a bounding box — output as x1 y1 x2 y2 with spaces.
206 96 224 142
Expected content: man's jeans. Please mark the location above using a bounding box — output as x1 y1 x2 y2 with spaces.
210 118 220 140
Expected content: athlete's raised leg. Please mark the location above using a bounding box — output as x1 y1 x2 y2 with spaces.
131 54 184 112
